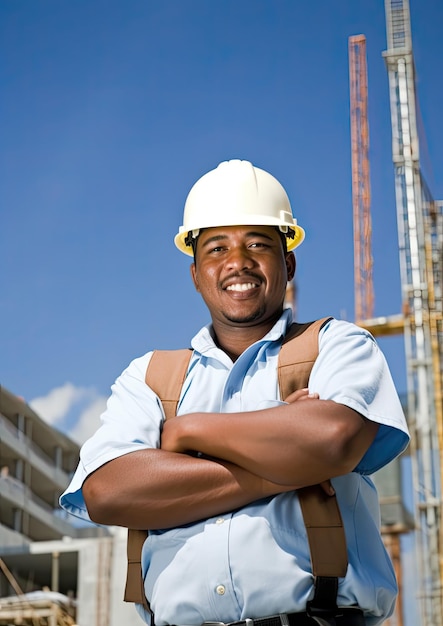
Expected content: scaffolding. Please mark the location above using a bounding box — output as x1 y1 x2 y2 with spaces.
382 1 443 624
349 33 412 626
0 557 76 626
349 3 443 624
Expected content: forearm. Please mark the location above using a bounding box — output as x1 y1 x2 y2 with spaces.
162 400 379 485
83 448 294 529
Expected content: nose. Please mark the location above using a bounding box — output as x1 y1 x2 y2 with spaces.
225 245 255 270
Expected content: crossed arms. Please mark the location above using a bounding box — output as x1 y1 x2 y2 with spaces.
83 389 378 530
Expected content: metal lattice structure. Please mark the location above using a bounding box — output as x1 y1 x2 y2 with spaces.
349 34 374 324
383 1 443 624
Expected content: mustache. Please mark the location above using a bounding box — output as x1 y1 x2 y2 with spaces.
220 271 263 289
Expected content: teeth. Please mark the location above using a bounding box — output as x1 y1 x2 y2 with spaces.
226 283 257 292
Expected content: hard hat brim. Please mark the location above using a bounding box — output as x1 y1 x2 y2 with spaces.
174 222 305 256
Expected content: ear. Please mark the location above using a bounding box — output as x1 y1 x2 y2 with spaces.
285 252 296 282
190 263 201 292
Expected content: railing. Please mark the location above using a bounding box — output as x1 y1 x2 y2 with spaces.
0 413 58 468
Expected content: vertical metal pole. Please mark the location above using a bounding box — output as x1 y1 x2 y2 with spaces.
51 551 60 593
383 1 443 623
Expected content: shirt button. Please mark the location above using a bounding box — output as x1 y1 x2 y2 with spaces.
216 518 225 525
216 585 226 595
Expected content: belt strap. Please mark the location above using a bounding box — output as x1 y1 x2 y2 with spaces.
201 607 365 626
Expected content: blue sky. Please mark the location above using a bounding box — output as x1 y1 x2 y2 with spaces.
1 1 442 622
2 0 443 423
1 0 442 416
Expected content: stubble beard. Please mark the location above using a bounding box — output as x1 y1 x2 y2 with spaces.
221 303 267 325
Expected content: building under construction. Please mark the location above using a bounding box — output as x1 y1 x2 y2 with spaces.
0 386 146 626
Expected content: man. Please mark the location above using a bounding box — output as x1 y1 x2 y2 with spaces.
60 159 409 626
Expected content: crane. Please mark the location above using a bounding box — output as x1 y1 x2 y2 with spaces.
383 1 443 623
349 34 412 626
349 34 374 324
349 2 443 625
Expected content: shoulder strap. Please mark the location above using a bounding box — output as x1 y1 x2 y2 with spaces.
125 529 152 608
298 484 348 620
125 349 193 608
278 317 347 619
299 484 347 577
278 317 332 400
145 349 193 420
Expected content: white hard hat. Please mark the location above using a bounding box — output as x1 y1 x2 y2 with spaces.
174 159 305 256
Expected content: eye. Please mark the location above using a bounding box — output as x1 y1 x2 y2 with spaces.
248 241 270 249
208 245 226 254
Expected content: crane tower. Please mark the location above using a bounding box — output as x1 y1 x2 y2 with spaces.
349 34 374 324
383 1 443 624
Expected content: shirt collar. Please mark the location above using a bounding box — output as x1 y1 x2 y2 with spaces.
191 307 294 355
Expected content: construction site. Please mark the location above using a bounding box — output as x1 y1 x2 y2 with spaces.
1 0 442 625
348 1 442 625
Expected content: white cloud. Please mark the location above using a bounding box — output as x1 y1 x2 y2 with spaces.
30 382 82 426
70 395 108 444
30 383 107 445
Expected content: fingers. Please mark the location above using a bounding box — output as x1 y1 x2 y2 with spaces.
319 480 335 496
284 388 320 403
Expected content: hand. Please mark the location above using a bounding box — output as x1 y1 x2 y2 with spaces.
161 415 187 453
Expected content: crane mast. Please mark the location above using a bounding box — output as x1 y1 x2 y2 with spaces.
349 35 374 323
383 1 443 624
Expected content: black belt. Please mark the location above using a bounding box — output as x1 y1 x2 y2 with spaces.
201 608 365 626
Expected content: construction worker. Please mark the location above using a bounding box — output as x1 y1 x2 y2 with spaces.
60 160 409 626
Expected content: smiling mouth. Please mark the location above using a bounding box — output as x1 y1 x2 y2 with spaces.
225 282 259 292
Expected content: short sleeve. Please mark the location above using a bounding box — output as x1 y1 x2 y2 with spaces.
59 351 164 521
309 319 409 474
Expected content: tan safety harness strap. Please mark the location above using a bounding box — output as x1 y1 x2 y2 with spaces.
298 484 348 579
279 318 332 401
146 349 193 420
125 349 193 609
126 529 152 609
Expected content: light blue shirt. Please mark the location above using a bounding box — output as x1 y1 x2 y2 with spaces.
60 310 409 626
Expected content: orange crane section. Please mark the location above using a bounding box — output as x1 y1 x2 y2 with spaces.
349 35 374 324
